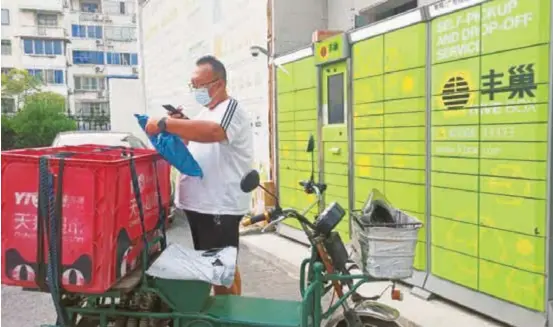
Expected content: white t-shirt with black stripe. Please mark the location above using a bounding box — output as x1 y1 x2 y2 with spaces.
175 98 254 215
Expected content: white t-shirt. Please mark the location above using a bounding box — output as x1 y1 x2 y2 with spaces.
176 98 254 215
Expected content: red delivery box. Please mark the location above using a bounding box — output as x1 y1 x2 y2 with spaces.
1 145 171 293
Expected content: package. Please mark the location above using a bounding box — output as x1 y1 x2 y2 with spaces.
146 244 237 288
350 189 423 280
1 145 171 293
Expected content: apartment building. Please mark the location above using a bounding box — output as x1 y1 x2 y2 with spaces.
1 0 139 119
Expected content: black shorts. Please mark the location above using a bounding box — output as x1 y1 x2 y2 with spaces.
184 210 242 250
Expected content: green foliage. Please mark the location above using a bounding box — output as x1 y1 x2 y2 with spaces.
1 68 42 108
10 92 77 149
1 115 17 150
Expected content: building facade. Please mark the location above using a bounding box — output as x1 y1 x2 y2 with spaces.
273 0 438 55
1 0 139 121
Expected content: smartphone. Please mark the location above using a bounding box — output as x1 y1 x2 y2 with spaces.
162 104 179 114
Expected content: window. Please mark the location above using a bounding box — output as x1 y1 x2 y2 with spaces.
72 50 105 64
23 39 63 55
1 40 11 55
103 1 135 15
81 3 99 13
71 24 102 39
356 0 417 27
1 98 16 113
76 102 108 116
74 76 105 91
104 26 136 41
87 25 103 38
1 9 9 25
37 14 58 26
107 52 137 66
327 73 345 125
1 68 13 75
27 69 65 85
123 136 146 148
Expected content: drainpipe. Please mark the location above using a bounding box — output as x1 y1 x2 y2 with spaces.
267 0 275 183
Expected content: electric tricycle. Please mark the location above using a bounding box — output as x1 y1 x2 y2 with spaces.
39 136 421 327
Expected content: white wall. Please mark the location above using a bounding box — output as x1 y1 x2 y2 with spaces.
109 78 149 144
140 0 271 178
140 0 272 212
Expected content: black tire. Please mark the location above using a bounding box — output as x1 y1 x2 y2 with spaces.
333 316 401 327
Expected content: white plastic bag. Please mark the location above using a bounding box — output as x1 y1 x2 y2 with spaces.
146 244 237 287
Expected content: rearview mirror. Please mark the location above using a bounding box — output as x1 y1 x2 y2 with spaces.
306 134 315 153
240 170 260 193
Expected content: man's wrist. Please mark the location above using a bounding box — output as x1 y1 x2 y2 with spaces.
157 117 168 132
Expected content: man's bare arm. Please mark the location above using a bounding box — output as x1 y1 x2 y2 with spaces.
166 118 226 143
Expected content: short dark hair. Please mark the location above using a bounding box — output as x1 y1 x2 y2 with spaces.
196 55 227 84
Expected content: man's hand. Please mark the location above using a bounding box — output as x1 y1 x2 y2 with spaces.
145 118 160 135
168 106 189 119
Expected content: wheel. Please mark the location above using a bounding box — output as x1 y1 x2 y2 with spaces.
330 316 401 327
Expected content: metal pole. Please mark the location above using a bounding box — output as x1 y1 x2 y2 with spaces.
269 0 279 199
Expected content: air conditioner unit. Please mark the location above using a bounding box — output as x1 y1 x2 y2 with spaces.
132 67 139 74
97 90 107 98
104 15 112 22
93 14 103 21
94 66 104 73
67 88 74 95
96 39 104 46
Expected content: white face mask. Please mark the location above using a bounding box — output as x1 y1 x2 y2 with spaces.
194 88 212 106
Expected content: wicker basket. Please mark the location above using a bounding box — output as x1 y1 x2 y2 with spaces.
350 202 423 280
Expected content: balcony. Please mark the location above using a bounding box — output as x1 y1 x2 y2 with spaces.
19 0 64 13
19 25 69 39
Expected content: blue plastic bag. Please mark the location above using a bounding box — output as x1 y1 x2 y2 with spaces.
135 114 203 177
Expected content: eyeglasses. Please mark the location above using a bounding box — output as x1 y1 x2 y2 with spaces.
188 78 219 91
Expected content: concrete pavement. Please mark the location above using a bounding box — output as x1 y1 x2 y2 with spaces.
0 216 301 327
240 231 509 327
0 215 507 327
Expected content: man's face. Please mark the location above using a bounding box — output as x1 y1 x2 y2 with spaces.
190 64 222 98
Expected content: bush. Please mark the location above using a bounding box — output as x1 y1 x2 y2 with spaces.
10 92 77 149
1 115 17 150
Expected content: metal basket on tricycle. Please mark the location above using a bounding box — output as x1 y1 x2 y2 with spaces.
350 189 423 280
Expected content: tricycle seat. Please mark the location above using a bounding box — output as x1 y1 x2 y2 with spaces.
204 295 301 327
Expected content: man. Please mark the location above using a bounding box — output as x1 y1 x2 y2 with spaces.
145 55 253 295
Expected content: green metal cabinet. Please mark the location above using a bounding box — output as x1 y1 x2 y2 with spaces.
273 0 553 325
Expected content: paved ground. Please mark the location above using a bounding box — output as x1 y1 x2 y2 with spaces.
1 215 301 327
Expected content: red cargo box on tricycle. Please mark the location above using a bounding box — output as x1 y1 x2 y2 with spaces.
1 144 171 294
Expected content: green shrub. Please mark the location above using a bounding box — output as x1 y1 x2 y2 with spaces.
11 92 77 148
1 115 17 150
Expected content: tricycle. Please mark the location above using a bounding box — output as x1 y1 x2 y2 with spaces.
41 136 422 327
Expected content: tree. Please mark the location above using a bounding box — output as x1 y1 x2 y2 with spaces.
11 92 77 148
1 115 17 150
1 68 42 109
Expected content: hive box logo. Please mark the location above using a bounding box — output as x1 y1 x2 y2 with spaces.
442 75 470 110
319 41 339 59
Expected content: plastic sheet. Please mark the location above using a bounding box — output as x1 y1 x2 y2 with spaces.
146 244 237 287
350 189 422 280
134 114 203 177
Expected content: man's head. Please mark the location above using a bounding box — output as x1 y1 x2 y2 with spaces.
190 55 228 108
